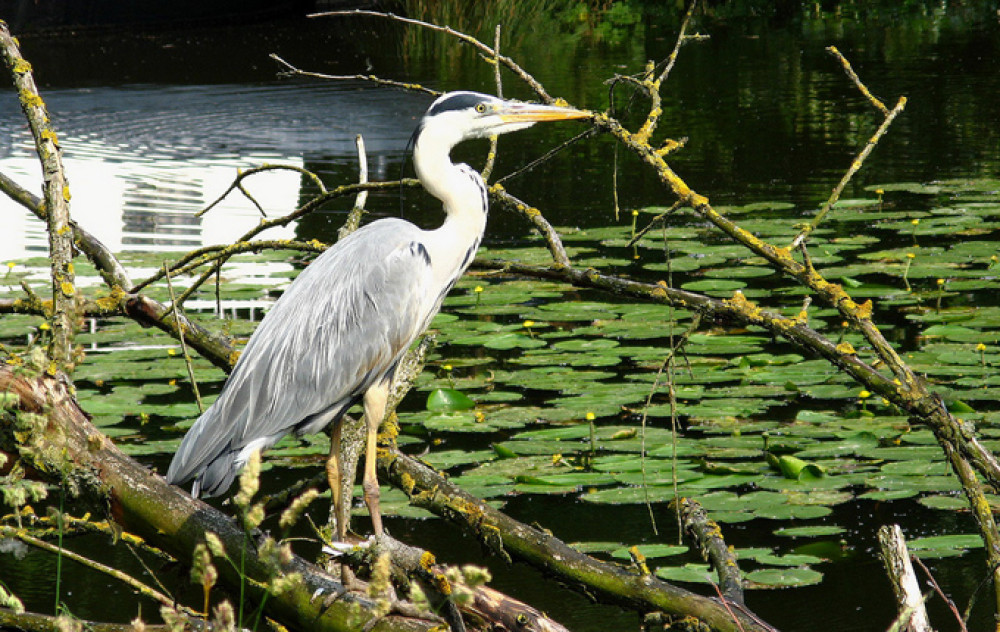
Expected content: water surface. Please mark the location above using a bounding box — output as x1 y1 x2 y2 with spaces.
1 5 999 631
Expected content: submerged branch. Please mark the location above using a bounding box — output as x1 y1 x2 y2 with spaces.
676 498 744 604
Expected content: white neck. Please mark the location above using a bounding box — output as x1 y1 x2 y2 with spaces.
412 129 488 288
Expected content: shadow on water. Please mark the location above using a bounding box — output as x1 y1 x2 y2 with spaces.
1 3 999 631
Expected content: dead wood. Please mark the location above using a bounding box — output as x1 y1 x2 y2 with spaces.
0 365 438 632
382 446 778 632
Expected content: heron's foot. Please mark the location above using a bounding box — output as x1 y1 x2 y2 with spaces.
340 563 366 592
322 537 373 593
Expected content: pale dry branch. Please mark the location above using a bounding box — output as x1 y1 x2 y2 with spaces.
340 134 370 239
311 10 553 102
270 53 440 96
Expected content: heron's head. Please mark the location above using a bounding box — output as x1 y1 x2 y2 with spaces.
417 91 591 146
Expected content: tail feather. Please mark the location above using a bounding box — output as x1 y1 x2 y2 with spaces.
166 405 241 497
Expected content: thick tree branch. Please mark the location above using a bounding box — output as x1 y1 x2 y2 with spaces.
0 366 438 632
1 24 76 369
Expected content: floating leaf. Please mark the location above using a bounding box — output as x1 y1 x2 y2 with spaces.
426 388 476 412
774 526 846 538
610 544 688 560
744 567 823 588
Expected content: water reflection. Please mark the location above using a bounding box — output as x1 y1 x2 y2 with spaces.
0 83 428 258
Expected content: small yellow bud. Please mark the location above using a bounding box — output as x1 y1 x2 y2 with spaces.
906 252 915 259
523 320 535 328
442 364 452 371
859 390 871 399
631 209 639 216
585 412 596 421
875 188 884 195
5 262 14 269
167 348 177 356
39 322 50 331
936 278 945 286
474 286 484 293
911 219 920 225
977 343 987 352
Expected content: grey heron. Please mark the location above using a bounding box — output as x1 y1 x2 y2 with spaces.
165 91 590 542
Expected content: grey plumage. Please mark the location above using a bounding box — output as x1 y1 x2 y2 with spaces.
166 219 435 495
165 90 589 540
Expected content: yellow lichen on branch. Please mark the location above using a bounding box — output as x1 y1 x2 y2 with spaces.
1 23 77 372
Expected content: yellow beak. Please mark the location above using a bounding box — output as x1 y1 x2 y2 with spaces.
498 102 592 123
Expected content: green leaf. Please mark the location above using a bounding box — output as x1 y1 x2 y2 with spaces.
610 544 688 560
745 567 823 588
426 388 476 412
492 443 518 459
774 526 846 538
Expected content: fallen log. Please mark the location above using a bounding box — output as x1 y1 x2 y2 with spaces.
0 365 577 632
0 365 436 632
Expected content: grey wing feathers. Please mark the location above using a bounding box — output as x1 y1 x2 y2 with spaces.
166 219 435 496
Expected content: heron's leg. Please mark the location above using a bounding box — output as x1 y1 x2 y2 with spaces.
326 420 361 588
362 382 389 537
326 420 346 542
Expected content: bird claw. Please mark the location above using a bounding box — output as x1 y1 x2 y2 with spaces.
321 534 375 558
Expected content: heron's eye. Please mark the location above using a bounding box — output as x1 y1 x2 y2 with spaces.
474 103 487 114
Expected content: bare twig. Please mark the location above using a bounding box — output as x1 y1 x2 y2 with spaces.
628 199 683 247
911 555 969 632
494 127 597 187
826 45 889 114
163 264 204 413
633 0 701 143
481 24 503 181
198 163 329 218
488 185 569 266
637 314 701 537
789 95 906 249
311 10 553 102
0 525 193 616
270 53 439 95
655 0 701 85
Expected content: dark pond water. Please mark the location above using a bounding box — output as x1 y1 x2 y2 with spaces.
2 4 999 631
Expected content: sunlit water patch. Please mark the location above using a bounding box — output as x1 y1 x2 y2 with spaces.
0 83 428 257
